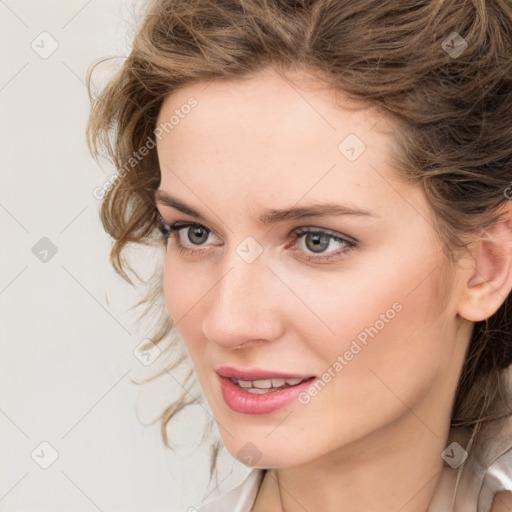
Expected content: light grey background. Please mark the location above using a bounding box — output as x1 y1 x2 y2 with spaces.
0 1 248 510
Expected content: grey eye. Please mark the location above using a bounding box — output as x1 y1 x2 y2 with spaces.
304 232 331 253
186 226 210 245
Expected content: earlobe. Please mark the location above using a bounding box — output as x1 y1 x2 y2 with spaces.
457 201 512 323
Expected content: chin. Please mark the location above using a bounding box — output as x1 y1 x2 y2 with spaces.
218 431 314 470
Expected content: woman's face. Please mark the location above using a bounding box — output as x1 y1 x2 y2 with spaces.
155 67 472 468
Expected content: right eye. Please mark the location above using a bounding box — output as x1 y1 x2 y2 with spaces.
169 222 213 245
158 216 220 256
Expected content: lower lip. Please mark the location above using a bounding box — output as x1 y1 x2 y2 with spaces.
218 376 315 415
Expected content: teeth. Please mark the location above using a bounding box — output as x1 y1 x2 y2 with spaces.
252 379 273 389
232 377 307 392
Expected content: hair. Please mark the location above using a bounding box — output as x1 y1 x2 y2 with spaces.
87 0 512 480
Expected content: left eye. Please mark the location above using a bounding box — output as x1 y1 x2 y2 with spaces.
292 228 353 254
288 227 356 261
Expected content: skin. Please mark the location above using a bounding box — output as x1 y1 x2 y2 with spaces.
154 66 512 511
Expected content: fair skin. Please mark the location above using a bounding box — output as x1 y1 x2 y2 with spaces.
154 66 512 512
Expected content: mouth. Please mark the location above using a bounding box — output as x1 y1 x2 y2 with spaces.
215 366 317 415
228 376 314 394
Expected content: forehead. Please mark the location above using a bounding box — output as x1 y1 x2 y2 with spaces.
157 67 384 141
155 67 427 226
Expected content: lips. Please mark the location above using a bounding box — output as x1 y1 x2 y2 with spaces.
216 366 316 415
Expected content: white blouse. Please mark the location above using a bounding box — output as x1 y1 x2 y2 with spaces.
196 469 265 512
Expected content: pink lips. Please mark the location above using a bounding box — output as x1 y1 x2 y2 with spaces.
216 366 316 415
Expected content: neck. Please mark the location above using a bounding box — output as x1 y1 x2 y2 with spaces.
255 395 459 512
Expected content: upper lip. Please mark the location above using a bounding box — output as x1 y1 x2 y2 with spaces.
215 366 315 381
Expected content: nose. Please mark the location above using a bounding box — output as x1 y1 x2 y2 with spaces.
201 254 285 350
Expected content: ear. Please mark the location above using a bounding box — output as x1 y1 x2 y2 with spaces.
457 201 512 322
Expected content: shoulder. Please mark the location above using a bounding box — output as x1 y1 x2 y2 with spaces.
195 469 266 512
450 419 512 512
485 447 512 512
469 421 512 512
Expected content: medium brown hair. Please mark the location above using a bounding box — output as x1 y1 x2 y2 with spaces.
87 0 512 473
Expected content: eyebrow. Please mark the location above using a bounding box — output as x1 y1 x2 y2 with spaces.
154 189 378 224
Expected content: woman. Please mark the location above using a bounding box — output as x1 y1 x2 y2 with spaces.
87 0 512 510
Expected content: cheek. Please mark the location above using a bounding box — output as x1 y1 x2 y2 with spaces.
292 257 445 361
307 254 450 388
325 267 449 406
162 258 180 320
162 257 201 340
288 282 451 451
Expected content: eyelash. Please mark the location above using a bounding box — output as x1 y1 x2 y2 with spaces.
157 217 357 263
